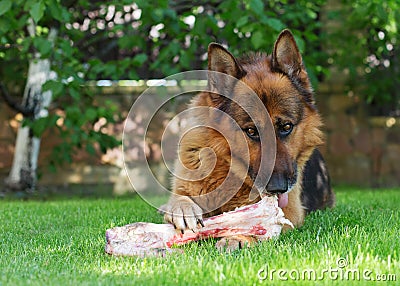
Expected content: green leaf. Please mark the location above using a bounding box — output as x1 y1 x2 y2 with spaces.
85 108 97 122
61 8 70 22
70 131 80 145
33 114 60 138
33 37 52 56
128 70 138 79
249 0 264 16
30 1 45 23
17 14 29 30
236 16 248 28
85 144 96 155
0 0 11 16
168 41 180 55
69 87 80 100
251 30 265 49
47 0 62 22
43 80 64 97
118 36 132 50
0 17 10 33
164 8 176 19
31 117 47 137
133 53 148 66
66 106 81 123
241 23 254 34
179 51 191 69
263 18 285 32
151 8 164 22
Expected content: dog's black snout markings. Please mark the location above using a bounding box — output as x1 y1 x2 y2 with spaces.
266 162 297 194
266 172 289 194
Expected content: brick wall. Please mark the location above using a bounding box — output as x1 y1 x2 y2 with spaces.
317 79 400 187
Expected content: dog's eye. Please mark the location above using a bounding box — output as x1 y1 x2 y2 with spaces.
245 127 259 139
278 123 294 137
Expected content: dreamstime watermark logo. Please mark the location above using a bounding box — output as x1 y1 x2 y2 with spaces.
257 257 397 282
122 70 276 211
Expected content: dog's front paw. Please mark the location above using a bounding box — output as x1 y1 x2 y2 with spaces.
161 196 204 232
215 235 257 252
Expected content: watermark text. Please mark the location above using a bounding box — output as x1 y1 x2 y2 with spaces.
257 258 397 282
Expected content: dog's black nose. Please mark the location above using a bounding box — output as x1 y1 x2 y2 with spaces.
266 172 288 194
266 172 296 194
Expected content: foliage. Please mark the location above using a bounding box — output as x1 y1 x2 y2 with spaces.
0 0 122 168
328 0 400 115
1 188 399 285
0 0 330 168
3 0 398 169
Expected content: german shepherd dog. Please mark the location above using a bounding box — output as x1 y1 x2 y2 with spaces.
162 29 335 251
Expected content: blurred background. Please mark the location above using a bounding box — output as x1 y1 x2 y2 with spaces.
0 0 399 196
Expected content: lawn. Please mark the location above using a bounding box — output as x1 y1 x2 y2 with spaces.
1 187 399 285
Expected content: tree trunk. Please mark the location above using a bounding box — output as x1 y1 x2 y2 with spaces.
5 21 57 192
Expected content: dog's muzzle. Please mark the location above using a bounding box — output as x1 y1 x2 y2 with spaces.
260 167 297 209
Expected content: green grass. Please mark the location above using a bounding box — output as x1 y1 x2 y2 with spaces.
1 187 399 285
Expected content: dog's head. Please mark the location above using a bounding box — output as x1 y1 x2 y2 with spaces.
205 29 323 201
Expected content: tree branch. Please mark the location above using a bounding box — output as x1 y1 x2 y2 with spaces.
0 82 34 117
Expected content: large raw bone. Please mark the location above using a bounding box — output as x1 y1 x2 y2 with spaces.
105 196 293 257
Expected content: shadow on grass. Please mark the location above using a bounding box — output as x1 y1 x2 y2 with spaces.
0 183 137 201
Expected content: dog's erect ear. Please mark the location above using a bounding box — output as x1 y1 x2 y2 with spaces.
271 29 303 76
207 43 246 105
208 43 245 79
272 29 314 104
